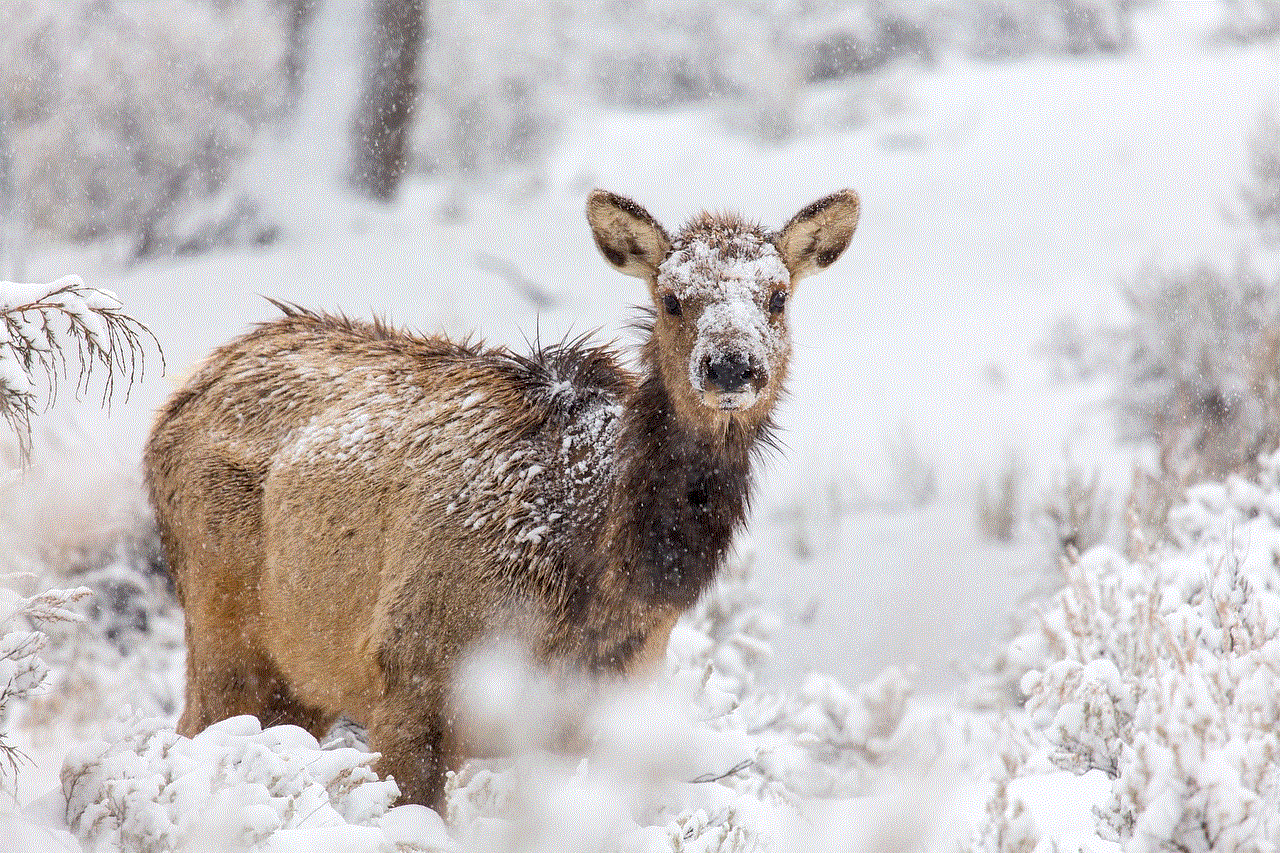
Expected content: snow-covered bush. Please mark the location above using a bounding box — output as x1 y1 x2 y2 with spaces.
416 0 814 174
976 454 1022 543
794 1 937 82
1 275 156 461
417 0 581 181
951 0 1131 59
62 713 450 852
1035 467 1113 558
415 0 1138 179
1008 452 1280 851
444 556 914 852
1214 0 1280 44
0 275 164 738
1242 107 1280 247
22 530 184 729
0 0 287 249
57 554 917 852
0 582 90 789
1110 259 1280 485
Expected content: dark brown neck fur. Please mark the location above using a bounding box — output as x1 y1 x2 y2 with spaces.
554 322 782 673
606 332 775 611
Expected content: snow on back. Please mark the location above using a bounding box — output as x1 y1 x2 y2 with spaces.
270 347 625 566
656 230 790 400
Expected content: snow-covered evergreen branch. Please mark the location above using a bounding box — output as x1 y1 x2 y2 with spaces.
0 275 159 461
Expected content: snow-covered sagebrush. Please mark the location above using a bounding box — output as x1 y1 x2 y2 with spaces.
57 555 916 853
1109 260 1280 484
62 714 450 853
0 581 90 787
1009 452 1280 851
0 0 287 248
414 0 1136 178
1243 107 1280 247
951 0 1130 58
22 534 184 732
1214 0 1280 44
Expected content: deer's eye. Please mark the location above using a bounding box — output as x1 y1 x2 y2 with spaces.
769 290 787 314
662 293 682 317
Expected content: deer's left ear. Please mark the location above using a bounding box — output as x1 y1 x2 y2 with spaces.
774 189 860 280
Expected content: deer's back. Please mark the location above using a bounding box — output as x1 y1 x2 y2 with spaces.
146 308 633 705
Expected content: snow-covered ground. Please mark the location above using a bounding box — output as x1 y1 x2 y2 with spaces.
3 1 1279 850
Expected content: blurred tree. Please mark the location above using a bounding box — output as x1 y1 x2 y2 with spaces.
351 0 427 200
0 104 13 279
279 0 320 110
1 0 287 252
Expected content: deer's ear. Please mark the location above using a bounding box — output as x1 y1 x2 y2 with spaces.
774 189 860 280
586 190 672 279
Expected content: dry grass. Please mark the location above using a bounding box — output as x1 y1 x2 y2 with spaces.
1037 467 1112 559
976 453 1021 543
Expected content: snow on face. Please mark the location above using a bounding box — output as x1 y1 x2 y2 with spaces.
656 230 790 407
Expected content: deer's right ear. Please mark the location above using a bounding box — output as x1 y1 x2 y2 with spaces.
586 190 672 279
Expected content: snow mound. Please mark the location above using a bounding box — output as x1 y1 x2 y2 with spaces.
61 714 450 853
1011 450 1280 852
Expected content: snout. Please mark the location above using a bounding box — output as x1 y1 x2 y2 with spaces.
700 353 768 410
703 353 756 394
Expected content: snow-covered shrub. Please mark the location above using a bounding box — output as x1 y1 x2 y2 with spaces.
0 276 163 734
54 550 916 852
976 455 1021 542
1214 0 1280 44
1111 259 1280 484
1242 107 1280 247
62 713 450 852
443 556 916 853
969 777 1040 853
417 0 580 181
951 0 1131 59
1035 467 1113 558
413 0 1143 180
0 582 90 789
0 0 287 249
1 275 156 461
1010 452 1280 851
22 530 184 729
795 1 937 82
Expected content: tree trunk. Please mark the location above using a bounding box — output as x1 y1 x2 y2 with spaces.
0 102 22 280
350 0 426 201
279 0 320 111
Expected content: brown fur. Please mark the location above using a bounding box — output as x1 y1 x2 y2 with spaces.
145 189 859 810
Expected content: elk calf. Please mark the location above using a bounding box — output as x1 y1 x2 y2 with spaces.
145 189 860 809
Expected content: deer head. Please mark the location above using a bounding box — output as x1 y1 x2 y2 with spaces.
587 189 860 435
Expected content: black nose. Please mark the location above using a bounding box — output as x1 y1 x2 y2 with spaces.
704 354 755 393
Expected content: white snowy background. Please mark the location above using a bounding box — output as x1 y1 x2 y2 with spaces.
1 1 1279 850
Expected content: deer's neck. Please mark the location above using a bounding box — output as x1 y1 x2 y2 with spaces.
560 345 776 672
605 359 768 611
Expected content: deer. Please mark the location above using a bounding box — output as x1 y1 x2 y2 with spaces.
144 188 860 810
